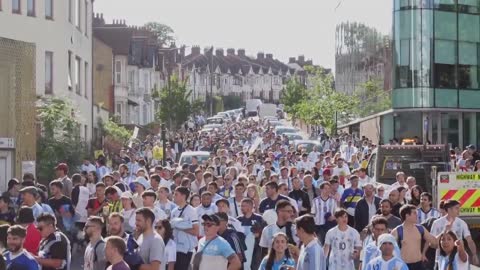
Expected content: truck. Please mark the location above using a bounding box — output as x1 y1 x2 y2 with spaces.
245 99 263 117
258 103 277 119
366 144 450 193
433 171 480 226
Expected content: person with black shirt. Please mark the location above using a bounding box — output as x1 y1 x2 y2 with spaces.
0 196 15 225
34 213 71 270
288 177 311 216
258 181 289 214
217 212 247 269
47 180 75 234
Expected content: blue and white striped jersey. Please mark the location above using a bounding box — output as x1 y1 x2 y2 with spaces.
311 196 337 225
366 256 409 270
296 239 326 270
417 207 440 224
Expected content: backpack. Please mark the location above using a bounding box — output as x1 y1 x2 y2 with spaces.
124 233 144 270
396 224 424 249
93 239 105 263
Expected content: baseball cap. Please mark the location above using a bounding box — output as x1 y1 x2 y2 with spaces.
467 144 476 150
120 191 133 200
201 214 220 225
323 168 331 175
134 177 151 190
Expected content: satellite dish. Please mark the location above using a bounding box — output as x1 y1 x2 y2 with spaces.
262 209 278 225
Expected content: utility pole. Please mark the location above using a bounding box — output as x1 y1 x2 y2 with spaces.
209 46 214 116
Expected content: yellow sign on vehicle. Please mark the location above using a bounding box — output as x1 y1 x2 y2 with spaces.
456 174 480 180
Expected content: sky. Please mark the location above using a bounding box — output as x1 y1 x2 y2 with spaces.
94 0 393 71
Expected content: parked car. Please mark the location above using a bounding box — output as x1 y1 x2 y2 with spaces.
178 151 210 167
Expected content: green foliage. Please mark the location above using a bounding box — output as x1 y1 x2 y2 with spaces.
354 79 392 117
37 98 88 183
155 75 193 129
223 95 243 111
290 66 359 135
102 119 132 143
144 22 175 46
280 76 308 119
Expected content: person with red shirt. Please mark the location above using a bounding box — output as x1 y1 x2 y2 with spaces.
17 206 41 255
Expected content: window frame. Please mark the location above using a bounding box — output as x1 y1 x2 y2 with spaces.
75 56 81 95
115 60 122 84
12 0 20 14
75 0 81 30
45 51 54 94
84 62 88 98
68 0 72 23
84 0 88 36
45 0 53 20
68 51 73 90
27 0 35 16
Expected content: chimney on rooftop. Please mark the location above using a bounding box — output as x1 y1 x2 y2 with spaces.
257 52 264 60
289 57 296 64
266 53 273 60
237 49 245 57
204 47 213 57
298 55 305 64
192 46 201 56
227 48 235 55
215 48 224 57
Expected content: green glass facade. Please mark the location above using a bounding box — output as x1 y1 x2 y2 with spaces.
393 0 480 109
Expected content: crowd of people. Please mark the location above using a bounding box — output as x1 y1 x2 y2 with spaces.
0 114 478 270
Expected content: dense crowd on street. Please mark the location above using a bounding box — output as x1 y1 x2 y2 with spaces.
0 110 478 270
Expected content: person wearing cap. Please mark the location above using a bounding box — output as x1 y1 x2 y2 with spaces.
19 186 44 221
194 214 241 270
54 163 72 197
118 192 136 233
365 233 408 270
3 178 21 210
354 182 380 233
340 175 364 227
4 225 40 270
466 144 480 163
431 199 478 265
17 206 42 256
132 177 150 208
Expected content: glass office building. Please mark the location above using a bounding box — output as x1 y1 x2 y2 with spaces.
336 0 480 147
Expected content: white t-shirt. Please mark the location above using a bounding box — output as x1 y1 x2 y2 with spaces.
332 165 351 178
325 226 362 270
431 216 471 240
164 239 177 264
438 253 469 270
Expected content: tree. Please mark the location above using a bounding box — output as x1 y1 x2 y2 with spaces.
155 75 193 129
144 22 175 46
296 66 358 135
223 94 243 110
102 118 132 143
280 77 308 121
354 79 391 117
37 98 88 183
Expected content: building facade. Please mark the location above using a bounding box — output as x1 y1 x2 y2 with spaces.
180 47 320 104
336 0 480 148
0 0 94 141
93 16 163 126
